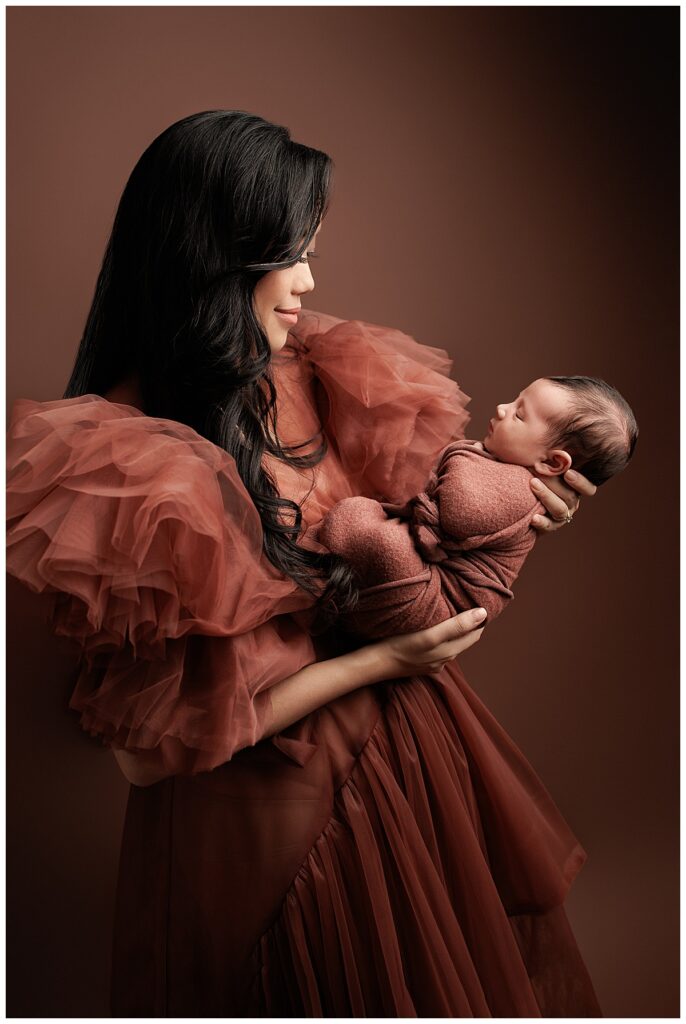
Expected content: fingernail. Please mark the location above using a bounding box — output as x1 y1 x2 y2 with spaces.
531 478 543 489
474 608 487 622
566 470 577 481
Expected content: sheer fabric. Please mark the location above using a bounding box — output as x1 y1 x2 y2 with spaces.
6 309 601 1015
7 397 315 773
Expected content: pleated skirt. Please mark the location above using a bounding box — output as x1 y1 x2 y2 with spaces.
111 662 602 1016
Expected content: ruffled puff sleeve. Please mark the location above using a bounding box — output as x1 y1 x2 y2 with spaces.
290 310 472 504
6 396 320 776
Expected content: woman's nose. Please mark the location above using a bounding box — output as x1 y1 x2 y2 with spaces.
296 261 315 294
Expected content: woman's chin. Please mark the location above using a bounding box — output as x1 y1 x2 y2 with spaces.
268 330 290 354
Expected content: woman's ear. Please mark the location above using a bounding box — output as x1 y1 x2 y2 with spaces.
533 448 573 477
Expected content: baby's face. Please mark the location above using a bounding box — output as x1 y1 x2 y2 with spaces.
483 378 573 471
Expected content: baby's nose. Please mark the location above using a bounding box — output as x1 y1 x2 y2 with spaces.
496 404 507 419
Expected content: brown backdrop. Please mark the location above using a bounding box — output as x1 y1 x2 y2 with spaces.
6 7 678 1017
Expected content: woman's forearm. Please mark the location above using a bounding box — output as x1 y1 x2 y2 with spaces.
260 641 395 739
112 604 485 788
113 642 396 787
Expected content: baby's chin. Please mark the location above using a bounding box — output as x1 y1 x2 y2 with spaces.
480 437 527 469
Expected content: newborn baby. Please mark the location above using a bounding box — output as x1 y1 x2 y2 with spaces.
316 374 638 639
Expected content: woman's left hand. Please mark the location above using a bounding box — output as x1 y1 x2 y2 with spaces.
530 469 597 533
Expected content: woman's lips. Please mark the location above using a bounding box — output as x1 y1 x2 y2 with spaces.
275 309 299 325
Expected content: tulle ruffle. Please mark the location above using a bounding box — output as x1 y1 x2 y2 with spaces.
290 310 471 505
255 668 598 1017
6 398 319 770
6 397 313 658
70 613 319 775
6 311 472 772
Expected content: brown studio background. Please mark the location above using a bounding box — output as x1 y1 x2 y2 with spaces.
6 7 678 1018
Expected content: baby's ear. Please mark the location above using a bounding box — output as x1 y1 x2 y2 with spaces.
534 448 572 477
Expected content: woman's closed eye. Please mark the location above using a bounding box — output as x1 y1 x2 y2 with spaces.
297 251 319 264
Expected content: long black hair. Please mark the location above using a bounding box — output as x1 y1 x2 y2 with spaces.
63 109 360 627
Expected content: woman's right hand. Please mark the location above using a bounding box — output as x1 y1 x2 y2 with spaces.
376 607 487 678
262 607 487 741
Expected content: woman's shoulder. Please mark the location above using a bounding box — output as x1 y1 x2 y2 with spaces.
6 391 257 553
8 392 231 463
7 393 246 513
7 393 311 656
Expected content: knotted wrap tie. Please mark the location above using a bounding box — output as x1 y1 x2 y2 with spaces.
381 467 450 564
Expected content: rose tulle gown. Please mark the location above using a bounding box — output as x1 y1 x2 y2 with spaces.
6 309 602 1016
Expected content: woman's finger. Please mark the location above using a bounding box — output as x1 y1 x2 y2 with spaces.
430 611 487 656
531 513 566 533
564 468 598 498
426 626 485 672
446 625 485 656
422 608 487 650
538 474 580 507
530 477 574 521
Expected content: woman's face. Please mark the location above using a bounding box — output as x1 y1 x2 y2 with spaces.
252 223 321 353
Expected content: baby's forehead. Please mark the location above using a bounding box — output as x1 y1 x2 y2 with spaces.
524 378 574 417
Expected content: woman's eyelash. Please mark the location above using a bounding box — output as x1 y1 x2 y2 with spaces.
297 251 319 264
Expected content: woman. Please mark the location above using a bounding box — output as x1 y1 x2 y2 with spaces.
6 110 601 1016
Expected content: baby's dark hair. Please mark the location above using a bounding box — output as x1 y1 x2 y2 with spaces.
542 376 638 486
